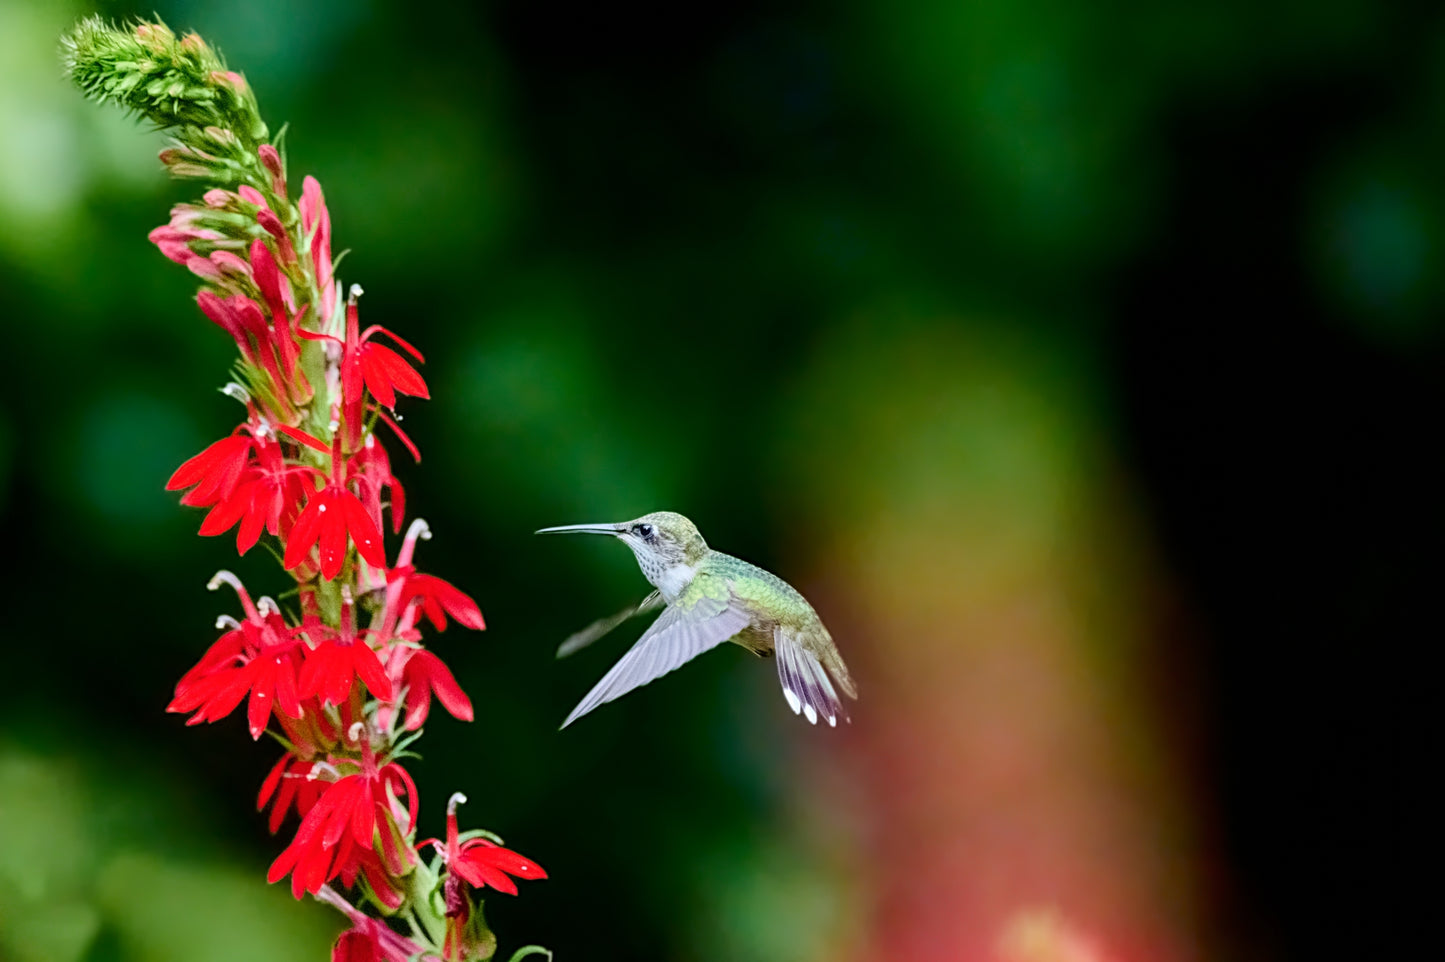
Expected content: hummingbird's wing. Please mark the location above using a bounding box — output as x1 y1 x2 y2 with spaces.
555 590 663 659
560 579 752 728
774 627 849 727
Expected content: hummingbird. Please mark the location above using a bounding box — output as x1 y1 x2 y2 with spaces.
537 511 857 728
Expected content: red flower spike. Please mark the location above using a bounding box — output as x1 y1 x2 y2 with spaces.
398 649 473 731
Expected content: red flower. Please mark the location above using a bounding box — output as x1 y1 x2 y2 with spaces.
196 429 310 554
423 793 545 898
284 441 387 580
267 733 418 899
392 567 485 632
397 648 473 731
300 296 428 449
298 610 393 706
167 572 303 739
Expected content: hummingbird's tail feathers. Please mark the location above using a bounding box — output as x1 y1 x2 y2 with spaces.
774 629 849 727
559 592 752 728
555 591 664 659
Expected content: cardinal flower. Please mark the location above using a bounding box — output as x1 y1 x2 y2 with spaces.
167 571 303 739
283 435 387 580
395 648 473 731
197 428 311 554
298 601 393 706
424 793 545 898
267 729 418 899
391 567 485 632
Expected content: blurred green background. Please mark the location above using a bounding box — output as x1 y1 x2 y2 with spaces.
0 1 1434 960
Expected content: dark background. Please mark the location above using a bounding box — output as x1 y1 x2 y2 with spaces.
0 1 1435 960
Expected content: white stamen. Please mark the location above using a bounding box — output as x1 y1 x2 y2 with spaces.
348 721 366 742
328 419 340 433
207 570 243 593
783 688 802 714
257 596 280 615
393 412 403 422
220 382 251 403
349 283 364 301
405 518 432 543
446 792 468 815
215 614 241 630
307 761 341 781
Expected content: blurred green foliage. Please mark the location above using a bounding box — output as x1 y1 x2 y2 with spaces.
0 0 1435 959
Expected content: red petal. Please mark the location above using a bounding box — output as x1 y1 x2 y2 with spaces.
350 784 375 849
359 349 397 409
341 490 387 569
360 325 425 363
322 782 358 849
277 425 331 453
258 752 289 809
274 653 302 718
472 844 546 880
198 490 249 537
352 643 393 701
318 500 349 581
247 660 275 739
388 474 406 534
420 651 473 722
284 494 324 570
361 343 429 403
461 857 519 895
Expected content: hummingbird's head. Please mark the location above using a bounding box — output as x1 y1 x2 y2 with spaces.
621 511 708 567
536 511 709 597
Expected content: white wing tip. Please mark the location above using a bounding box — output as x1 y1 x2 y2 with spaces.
826 713 837 728
783 688 802 714
803 703 818 724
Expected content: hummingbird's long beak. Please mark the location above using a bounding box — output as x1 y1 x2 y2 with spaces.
534 522 626 536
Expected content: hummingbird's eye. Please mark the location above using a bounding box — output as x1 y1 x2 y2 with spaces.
633 523 655 540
